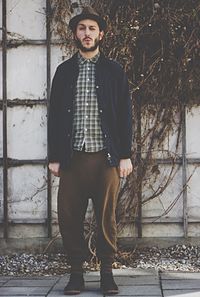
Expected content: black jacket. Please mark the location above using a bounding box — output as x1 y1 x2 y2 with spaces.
48 52 132 169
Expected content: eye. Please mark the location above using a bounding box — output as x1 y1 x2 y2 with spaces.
78 25 85 30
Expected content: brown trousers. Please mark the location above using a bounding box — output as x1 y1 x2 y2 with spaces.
57 150 120 265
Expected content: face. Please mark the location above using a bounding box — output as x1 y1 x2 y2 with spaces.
74 19 104 52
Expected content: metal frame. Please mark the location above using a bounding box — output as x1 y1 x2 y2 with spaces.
136 99 142 238
182 104 188 237
2 0 8 239
46 0 52 238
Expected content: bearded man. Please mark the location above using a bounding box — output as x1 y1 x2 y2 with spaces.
48 6 132 295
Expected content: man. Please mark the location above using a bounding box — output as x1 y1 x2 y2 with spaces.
48 6 132 295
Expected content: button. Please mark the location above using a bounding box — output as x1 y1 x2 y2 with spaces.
87 67 90 70
99 109 103 113
86 89 89 93
87 78 90 81
96 85 99 89
67 109 71 112
85 128 88 132
85 115 88 119
107 153 111 161
67 133 70 137
104 134 107 138
86 102 89 106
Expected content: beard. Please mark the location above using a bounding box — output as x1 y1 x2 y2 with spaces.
75 36 101 52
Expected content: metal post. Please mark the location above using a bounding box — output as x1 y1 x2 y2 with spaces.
46 0 52 238
136 99 142 238
2 0 8 239
182 103 188 238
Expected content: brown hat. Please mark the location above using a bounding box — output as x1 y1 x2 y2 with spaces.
69 6 107 32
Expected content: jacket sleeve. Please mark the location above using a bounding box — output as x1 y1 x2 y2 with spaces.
118 68 133 159
47 65 63 163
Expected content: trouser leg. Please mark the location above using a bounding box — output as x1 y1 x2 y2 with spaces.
57 153 89 265
92 159 120 269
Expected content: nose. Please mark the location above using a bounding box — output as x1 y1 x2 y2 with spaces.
85 27 90 36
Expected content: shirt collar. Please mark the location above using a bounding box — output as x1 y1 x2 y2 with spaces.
78 52 100 65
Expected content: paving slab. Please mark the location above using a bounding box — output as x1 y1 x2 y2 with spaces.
161 271 200 297
90 268 158 276
162 279 200 289
114 275 159 285
163 290 200 297
113 285 161 296
0 286 49 296
161 272 200 280
0 280 8 285
13 277 59 280
3 279 58 287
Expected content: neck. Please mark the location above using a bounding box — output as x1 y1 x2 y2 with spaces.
79 48 99 59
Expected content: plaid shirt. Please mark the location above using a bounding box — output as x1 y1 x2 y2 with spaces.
72 52 105 152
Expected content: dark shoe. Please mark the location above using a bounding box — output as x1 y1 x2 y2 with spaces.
64 274 85 295
100 273 119 295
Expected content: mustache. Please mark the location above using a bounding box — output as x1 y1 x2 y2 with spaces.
83 37 92 41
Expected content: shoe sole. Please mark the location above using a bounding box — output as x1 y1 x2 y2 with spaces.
101 289 119 295
64 286 85 295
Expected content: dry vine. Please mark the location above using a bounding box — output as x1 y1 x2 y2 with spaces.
48 0 200 257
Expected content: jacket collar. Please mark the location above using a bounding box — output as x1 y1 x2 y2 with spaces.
77 51 100 64
71 51 106 65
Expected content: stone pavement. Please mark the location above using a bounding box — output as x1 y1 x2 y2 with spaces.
1 268 200 297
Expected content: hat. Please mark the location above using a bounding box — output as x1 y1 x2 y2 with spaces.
69 6 107 32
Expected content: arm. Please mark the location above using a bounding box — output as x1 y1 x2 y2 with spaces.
48 66 63 176
118 68 133 177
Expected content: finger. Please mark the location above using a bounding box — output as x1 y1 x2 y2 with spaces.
54 172 60 177
121 171 127 178
50 169 59 177
123 169 132 177
119 169 125 178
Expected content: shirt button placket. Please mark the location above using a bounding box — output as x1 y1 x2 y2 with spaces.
85 61 90 149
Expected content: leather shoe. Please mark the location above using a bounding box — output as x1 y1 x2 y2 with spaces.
100 272 119 295
64 274 85 295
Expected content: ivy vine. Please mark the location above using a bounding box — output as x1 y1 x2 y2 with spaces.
49 0 200 254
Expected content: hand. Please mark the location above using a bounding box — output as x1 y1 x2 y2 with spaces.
48 162 60 177
118 158 133 178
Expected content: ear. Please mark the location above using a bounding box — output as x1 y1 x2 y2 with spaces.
99 31 104 41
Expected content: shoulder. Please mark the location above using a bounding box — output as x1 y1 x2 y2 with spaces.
100 55 126 80
56 53 77 73
101 55 124 71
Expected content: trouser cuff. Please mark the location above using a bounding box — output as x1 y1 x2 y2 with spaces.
100 257 114 274
70 261 84 274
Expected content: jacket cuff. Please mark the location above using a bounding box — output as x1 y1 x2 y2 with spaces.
48 156 60 163
119 152 132 159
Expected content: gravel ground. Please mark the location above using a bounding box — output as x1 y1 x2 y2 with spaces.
1 245 200 276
